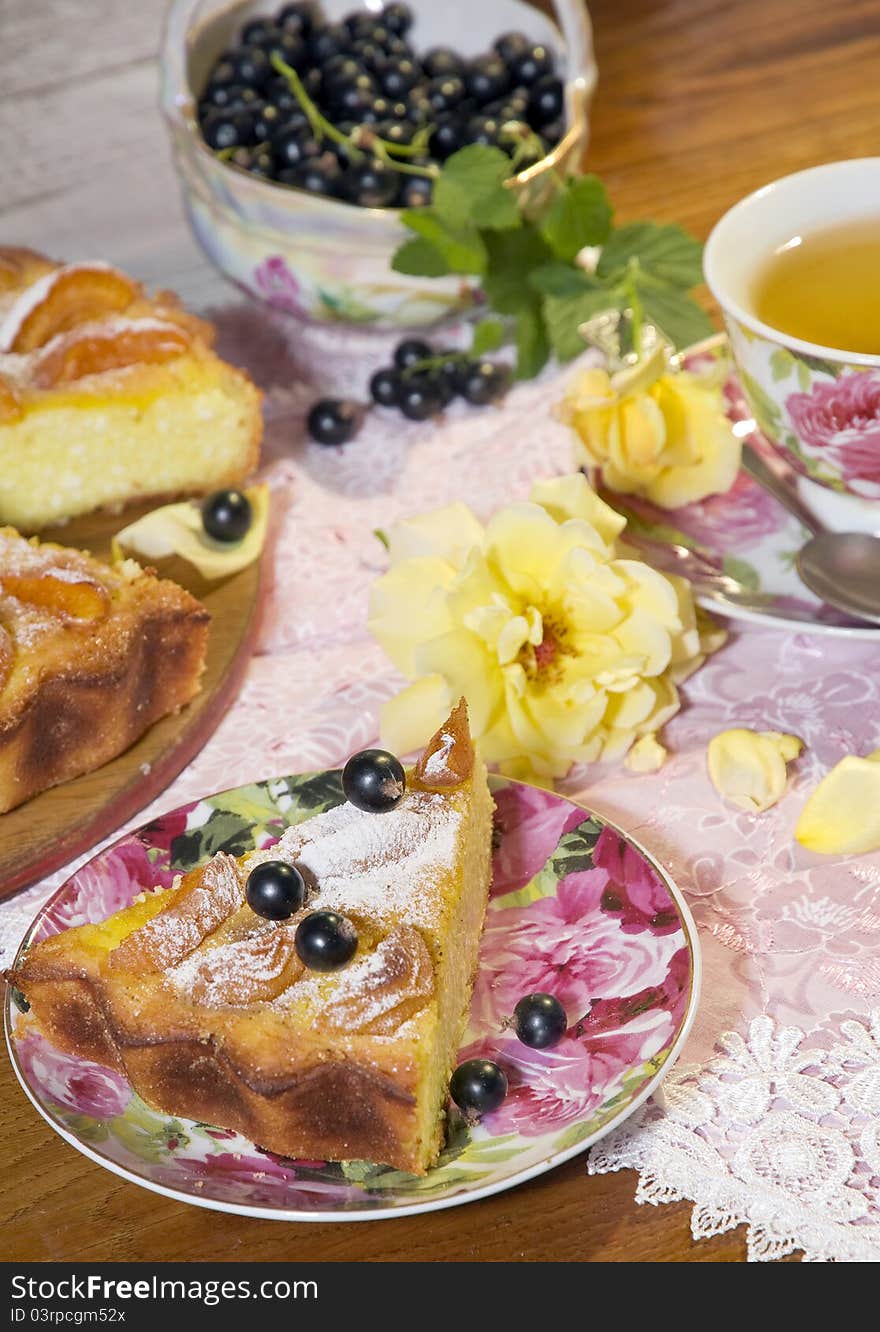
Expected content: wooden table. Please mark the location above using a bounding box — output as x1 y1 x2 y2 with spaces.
3 0 879 1263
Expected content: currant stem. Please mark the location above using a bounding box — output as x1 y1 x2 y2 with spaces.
270 54 363 158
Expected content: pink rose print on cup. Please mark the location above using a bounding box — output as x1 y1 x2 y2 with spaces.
17 1032 130 1119
786 372 880 497
591 826 681 935
491 785 584 897
474 866 683 1026
253 255 309 318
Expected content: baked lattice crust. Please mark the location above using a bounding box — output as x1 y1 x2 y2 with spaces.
0 526 209 813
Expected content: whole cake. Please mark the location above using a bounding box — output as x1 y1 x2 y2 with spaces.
0 247 261 531
0 527 209 813
8 702 494 1174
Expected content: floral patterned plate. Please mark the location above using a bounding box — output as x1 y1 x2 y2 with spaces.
5 774 699 1222
605 379 880 640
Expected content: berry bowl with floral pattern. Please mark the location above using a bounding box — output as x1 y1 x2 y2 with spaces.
160 0 597 329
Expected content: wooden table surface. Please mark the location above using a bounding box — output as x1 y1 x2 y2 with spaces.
3 0 879 1264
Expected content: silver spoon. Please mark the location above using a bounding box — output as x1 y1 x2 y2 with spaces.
741 443 880 626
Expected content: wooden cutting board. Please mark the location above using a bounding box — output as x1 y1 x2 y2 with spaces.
0 503 262 900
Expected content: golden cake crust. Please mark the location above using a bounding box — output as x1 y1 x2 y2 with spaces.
0 527 209 813
8 706 494 1173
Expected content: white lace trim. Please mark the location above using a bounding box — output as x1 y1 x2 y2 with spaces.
588 1012 880 1262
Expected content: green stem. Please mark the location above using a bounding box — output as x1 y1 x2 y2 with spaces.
625 257 644 358
271 54 362 157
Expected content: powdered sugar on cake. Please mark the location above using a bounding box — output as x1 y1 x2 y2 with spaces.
245 789 461 931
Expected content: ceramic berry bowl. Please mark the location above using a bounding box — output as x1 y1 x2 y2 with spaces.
160 0 597 329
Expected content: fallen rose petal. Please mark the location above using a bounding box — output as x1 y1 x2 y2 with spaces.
795 751 880 855
707 727 802 812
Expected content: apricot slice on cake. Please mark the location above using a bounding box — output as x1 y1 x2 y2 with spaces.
0 570 111 623
32 323 192 388
10 266 140 353
0 247 56 294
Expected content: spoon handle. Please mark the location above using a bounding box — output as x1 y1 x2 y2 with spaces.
741 443 824 535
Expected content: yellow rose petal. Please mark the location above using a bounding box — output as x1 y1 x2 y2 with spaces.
380 675 451 755
625 734 668 773
114 485 269 579
795 753 880 855
529 473 626 546
708 728 803 812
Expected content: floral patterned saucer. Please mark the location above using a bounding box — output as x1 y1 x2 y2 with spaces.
605 380 880 640
6 774 698 1222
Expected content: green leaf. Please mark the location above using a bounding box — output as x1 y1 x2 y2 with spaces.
739 366 782 437
514 304 550 379
721 555 760 591
636 285 715 349
528 262 598 298
482 229 556 314
543 288 620 361
597 221 704 289
400 209 487 275
434 144 520 231
391 236 451 278
540 174 613 262
285 770 345 816
769 347 796 382
470 317 506 355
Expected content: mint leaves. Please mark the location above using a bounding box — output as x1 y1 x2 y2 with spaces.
391 148 713 378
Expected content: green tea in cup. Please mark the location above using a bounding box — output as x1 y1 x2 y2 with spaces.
751 218 880 356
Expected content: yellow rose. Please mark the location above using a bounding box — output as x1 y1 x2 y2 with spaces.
560 343 741 508
368 474 723 782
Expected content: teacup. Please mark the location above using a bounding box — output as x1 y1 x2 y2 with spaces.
704 158 880 534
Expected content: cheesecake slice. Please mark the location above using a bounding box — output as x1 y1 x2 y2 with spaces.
0 247 261 532
8 702 494 1174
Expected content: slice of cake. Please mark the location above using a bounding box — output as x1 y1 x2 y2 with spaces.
0 526 209 813
0 247 261 531
8 702 494 1174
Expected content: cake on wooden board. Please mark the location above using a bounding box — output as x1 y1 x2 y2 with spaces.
7 702 495 1175
0 526 209 814
0 247 262 532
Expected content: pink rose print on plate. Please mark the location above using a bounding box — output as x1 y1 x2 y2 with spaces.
491 784 583 897
482 1037 610 1134
39 835 177 939
591 825 681 935
786 372 880 497
474 852 683 1026
252 255 309 318
17 1032 130 1119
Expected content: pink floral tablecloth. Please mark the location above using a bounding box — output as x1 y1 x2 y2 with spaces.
3 310 880 1262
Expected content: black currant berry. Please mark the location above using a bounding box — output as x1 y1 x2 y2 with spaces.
271 125 320 169
464 114 504 149
246 860 307 920
449 1060 508 1115
422 46 463 79
494 30 531 64
295 911 358 971
382 3 414 36
425 74 467 115
466 54 510 106
202 107 257 150
307 398 363 446
277 2 317 39
280 158 341 196
393 338 432 370
430 117 466 161
379 57 419 100
399 378 442 420
369 367 401 407
308 22 349 64
229 44 272 90
396 171 433 208
241 17 276 47
512 993 568 1049
461 360 510 405
527 75 564 128
339 159 399 208
511 44 555 87
342 749 406 812
201 488 252 541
